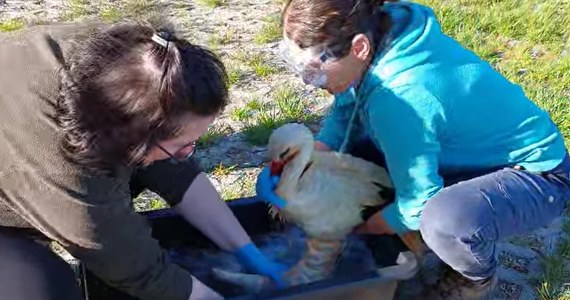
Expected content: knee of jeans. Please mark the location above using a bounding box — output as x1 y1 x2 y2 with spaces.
420 190 489 245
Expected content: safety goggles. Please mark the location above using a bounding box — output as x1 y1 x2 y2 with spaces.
277 38 338 87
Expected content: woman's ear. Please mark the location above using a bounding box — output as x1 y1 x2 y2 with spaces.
350 33 372 61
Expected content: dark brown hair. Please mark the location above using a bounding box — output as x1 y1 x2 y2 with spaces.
56 22 228 175
283 0 395 57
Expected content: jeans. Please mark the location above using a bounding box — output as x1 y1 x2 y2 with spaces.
349 139 570 280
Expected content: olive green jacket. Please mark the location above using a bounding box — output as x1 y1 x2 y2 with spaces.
0 23 202 300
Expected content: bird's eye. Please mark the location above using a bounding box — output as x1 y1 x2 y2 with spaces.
279 148 290 159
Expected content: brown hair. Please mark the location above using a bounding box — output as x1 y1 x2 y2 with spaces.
283 0 394 57
56 22 229 175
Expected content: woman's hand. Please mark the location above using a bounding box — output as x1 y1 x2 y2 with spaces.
354 210 395 235
188 275 224 300
234 242 288 287
255 167 287 209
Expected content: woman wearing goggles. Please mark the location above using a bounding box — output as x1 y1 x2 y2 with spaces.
256 1 570 299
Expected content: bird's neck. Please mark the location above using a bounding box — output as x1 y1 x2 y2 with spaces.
278 145 312 194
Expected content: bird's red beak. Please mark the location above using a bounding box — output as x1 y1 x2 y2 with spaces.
269 160 285 176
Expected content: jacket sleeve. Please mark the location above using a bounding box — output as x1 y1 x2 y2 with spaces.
315 94 362 151
367 85 445 233
1 167 194 300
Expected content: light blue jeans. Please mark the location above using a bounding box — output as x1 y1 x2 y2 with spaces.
348 139 570 281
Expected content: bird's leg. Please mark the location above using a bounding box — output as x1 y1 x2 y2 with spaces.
282 238 345 285
212 238 345 292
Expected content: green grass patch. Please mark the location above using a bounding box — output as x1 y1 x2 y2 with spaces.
197 125 232 147
99 6 124 23
254 14 282 45
236 85 320 145
313 88 332 99
248 53 281 78
563 218 570 235
208 30 235 48
123 0 161 21
232 51 281 79
556 219 570 290
197 0 227 8
148 198 169 210
61 0 91 21
0 18 25 32
133 191 169 211
62 0 160 22
211 163 238 177
227 66 247 87
220 186 242 200
536 253 570 300
231 106 253 122
557 237 570 260
217 173 256 201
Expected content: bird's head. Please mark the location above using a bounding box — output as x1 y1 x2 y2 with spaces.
267 123 314 176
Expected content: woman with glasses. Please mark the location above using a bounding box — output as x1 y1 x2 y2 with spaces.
0 22 285 300
255 0 570 299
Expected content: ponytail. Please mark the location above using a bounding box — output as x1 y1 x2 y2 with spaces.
148 30 183 115
56 22 228 175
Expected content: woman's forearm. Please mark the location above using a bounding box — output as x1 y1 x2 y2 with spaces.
173 172 251 252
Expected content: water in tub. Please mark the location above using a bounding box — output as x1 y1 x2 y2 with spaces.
168 224 386 298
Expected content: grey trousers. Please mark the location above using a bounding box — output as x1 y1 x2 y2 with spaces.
349 139 570 280
0 229 82 300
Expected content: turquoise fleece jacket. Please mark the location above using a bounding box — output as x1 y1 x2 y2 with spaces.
315 2 568 234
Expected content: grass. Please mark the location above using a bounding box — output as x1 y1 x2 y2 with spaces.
232 50 282 79
99 6 123 23
197 0 227 8
536 254 570 300
219 175 256 200
60 0 161 23
535 220 570 299
254 13 282 45
234 85 320 145
197 124 232 147
0 18 25 32
133 192 169 211
227 64 247 87
211 163 238 177
61 0 91 21
209 166 256 201
208 30 235 48
558 218 570 259
121 0 162 22
247 53 281 78
149 198 169 210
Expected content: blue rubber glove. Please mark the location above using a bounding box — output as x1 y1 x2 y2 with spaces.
255 167 287 209
234 242 288 287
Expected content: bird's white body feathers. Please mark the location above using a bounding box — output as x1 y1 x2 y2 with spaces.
270 123 394 240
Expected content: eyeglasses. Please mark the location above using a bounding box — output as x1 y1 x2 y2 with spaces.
156 140 197 163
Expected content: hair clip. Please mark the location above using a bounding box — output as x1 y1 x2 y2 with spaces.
151 32 169 48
